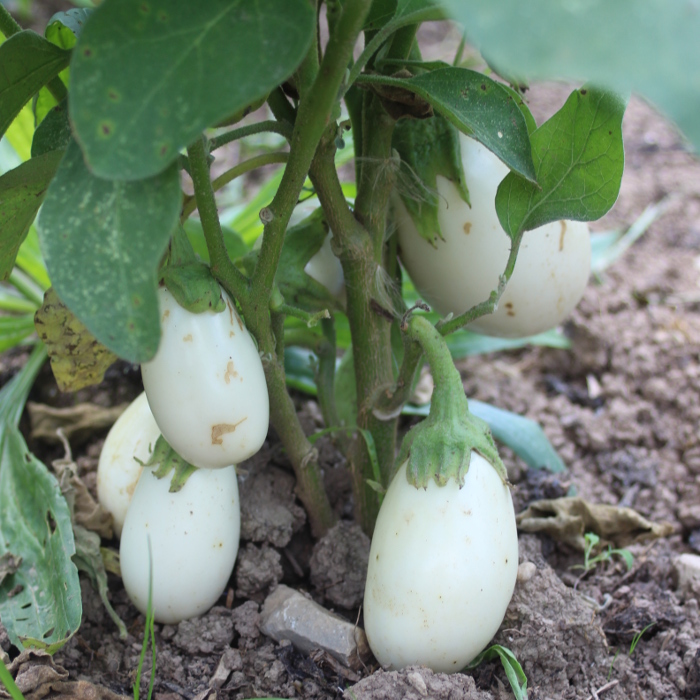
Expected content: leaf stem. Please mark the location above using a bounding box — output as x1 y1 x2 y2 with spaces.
209 120 293 152
437 230 524 336
344 7 444 94
181 152 289 220
185 137 249 304
0 4 22 38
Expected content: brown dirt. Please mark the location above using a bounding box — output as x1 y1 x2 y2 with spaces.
2 14 700 700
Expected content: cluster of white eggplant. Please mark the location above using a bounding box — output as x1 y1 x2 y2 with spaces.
97 133 591 667
97 285 269 624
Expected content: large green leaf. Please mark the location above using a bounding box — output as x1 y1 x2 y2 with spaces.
69 0 315 180
31 101 72 158
37 140 182 363
0 31 70 141
0 345 82 651
0 151 64 281
361 68 536 182
495 86 626 238
439 0 700 153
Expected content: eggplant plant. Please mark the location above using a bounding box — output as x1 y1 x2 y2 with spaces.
0 0 697 672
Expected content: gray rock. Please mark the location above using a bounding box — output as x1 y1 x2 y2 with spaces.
673 553 700 600
259 584 371 670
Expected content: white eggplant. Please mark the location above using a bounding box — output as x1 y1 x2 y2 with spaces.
141 286 269 469
96 392 160 537
119 464 240 624
363 454 518 672
396 134 591 338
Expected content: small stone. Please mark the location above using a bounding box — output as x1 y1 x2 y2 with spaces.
407 670 429 695
209 648 243 689
517 561 537 583
259 584 371 670
673 553 700 600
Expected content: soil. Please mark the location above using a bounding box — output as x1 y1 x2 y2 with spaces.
2 12 700 700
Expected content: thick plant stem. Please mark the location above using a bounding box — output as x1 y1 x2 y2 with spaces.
234 0 370 535
187 136 335 538
250 0 372 316
263 336 337 538
0 4 22 38
310 98 399 533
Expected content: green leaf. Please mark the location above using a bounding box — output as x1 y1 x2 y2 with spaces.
439 0 700 153
496 86 626 238
183 219 248 263
31 100 72 157
0 150 64 281
37 140 182 363
364 68 536 182
72 525 127 639
364 0 398 29
14 228 51 292
445 328 570 359
69 0 315 180
276 209 343 313
0 31 70 141
467 644 528 700
393 115 469 243
364 0 444 30
0 315 36 352
467 399 565 473
0 346 82 651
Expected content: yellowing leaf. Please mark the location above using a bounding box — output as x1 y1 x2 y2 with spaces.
34 288 119 392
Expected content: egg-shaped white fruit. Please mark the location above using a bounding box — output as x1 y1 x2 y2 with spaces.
97 392 160 537
304 233 345 298
119 464 240 624
395 134 591 338
363 454 519 672
141 286 269 469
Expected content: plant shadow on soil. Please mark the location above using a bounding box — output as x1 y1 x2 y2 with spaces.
3 25 700 700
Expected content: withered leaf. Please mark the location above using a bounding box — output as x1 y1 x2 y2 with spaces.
516 496 675 551
28 401 127 446
34 287 119 392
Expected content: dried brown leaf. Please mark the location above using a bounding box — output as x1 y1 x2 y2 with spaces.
28 401 127 445
516 496 675 550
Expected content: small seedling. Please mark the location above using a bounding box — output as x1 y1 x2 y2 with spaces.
571 532 634 573
467 644 529 700
133 538 156 700
629 622 656 656
0 654 26 700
